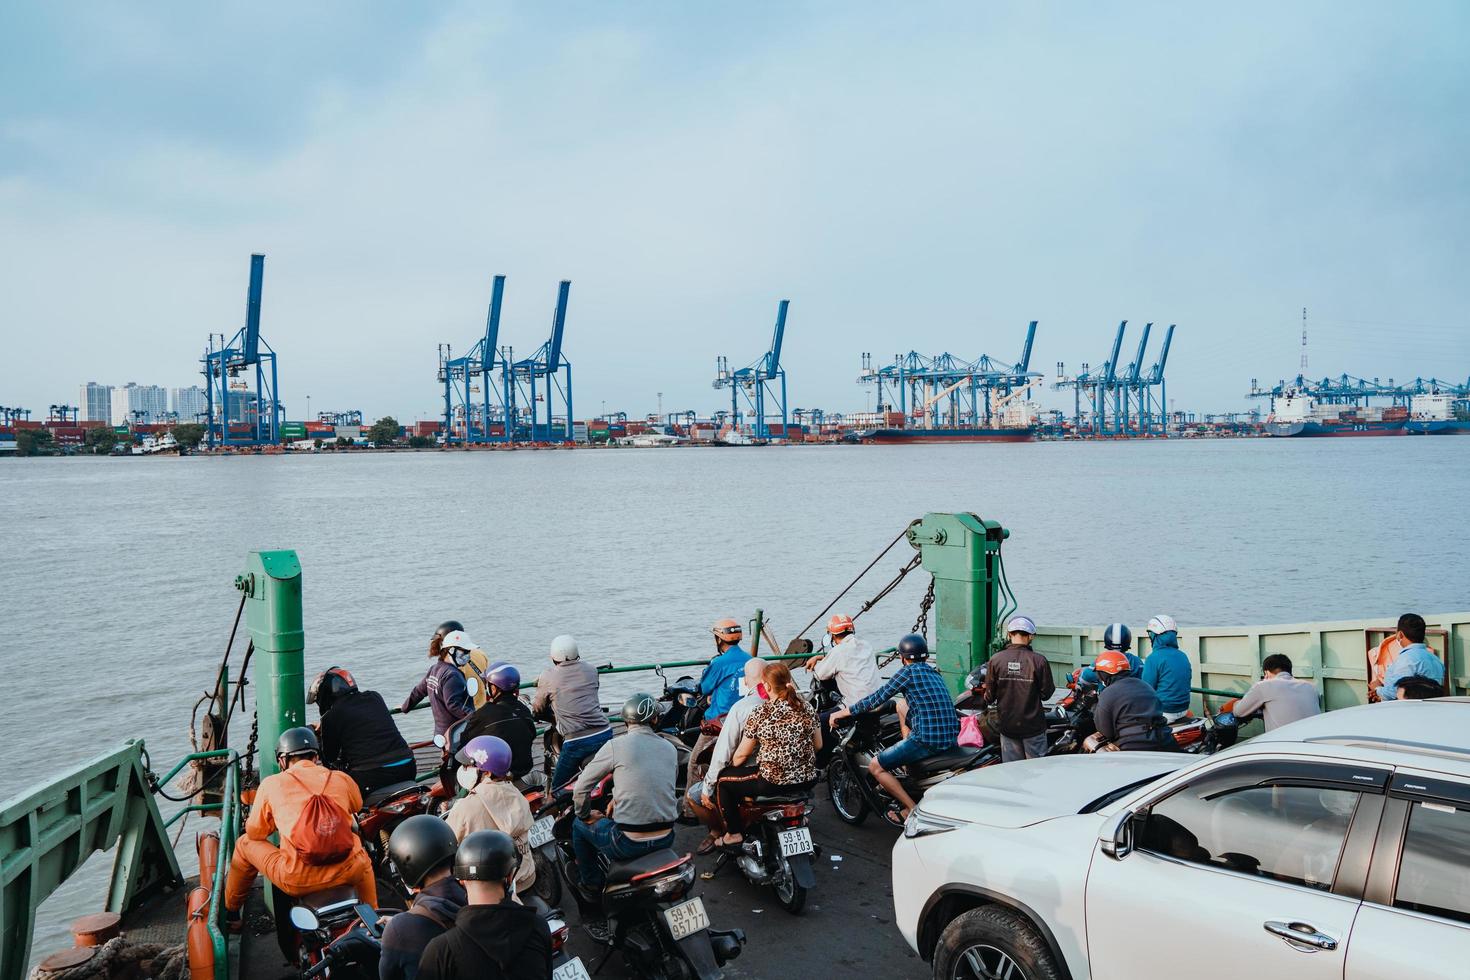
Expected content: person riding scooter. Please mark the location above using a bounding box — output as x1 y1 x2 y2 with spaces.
686 618 752 793
804 614 883 757
1076 623 1143 688
530 635 612 794
457 664 536 779
380 815 466 980
828 633 959 826
444 735 536 896
223 728 377 925
1091 650 1177 752
310 666 415 795
402 623 476 737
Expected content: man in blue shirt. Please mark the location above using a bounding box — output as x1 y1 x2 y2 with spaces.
685 617 751 797
1378 613 1446 701
1077 623 1142 688
1140 614 1194 722
828 634 958 826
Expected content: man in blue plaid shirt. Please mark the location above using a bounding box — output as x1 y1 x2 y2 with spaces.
828 633 958 824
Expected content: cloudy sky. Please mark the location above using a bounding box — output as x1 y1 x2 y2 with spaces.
2 1 1467 422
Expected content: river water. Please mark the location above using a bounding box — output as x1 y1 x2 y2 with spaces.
3 437 1467 956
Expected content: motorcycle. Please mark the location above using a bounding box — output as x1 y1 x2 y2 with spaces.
554 775 745 979
701 791 818 914
354 780 429 909
287 889 383 980
522 772 568 908
1081 708 1241 754
827 709 999 828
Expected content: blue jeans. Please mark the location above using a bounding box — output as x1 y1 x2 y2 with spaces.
877 735 947 772
551 728 613 795
571 818 673 889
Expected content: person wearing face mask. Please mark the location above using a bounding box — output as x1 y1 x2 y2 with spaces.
402 624 476 737
443 736 536 897
685 657 766 855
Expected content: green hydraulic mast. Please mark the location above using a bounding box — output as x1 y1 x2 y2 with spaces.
236 550 306 780
907 512 1011 695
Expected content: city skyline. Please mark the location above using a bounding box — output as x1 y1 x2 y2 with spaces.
2 3 1468 423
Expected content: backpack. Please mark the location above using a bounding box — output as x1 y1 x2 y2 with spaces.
285 769 356 866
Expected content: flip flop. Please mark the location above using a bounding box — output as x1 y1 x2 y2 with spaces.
882 804 907 829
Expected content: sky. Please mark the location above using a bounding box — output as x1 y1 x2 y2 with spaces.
2 1 1468 423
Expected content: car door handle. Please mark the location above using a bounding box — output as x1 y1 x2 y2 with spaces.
1263 920 1339 951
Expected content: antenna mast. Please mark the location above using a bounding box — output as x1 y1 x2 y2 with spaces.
1299 307 1308 374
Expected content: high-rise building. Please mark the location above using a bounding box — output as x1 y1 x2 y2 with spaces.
171 386 208 423
79 382 113 422
110 383 169 426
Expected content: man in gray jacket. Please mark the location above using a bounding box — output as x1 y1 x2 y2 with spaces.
531 635 613 793
570 694 678 898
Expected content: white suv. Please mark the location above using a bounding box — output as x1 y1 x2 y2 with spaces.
893 699 1470 979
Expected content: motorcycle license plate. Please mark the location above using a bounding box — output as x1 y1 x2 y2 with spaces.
529 816 556 849
662 897 710 941
552 957 591 980
778 826 813 856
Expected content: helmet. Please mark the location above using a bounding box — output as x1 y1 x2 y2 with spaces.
711 618 744 643
621 692 660 726
484 663 520 697
434 620 465 639
965 663 989 691
1146 614 1178 636
307 667 357 714
275 726 319 762
1093 650 1133 681
1006 615 1037 636
455 735 513 777
440 629 475 654
550 635 580 663
826 614 855 639
1102 623 1133 652
452 829 520 883
897 633 929 662
388 814 459 889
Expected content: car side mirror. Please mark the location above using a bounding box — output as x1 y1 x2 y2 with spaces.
1100 808 1145 860
289 906 320 931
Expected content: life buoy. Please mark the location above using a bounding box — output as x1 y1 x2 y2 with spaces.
196 832 220 886
186 887 214 980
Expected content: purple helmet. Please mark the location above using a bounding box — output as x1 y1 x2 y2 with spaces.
456 735 513 777
485 663 520 697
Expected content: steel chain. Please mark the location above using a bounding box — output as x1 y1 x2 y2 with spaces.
912 576 935 638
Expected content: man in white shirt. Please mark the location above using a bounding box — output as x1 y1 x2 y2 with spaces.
805 615 883 706
685 656 766 854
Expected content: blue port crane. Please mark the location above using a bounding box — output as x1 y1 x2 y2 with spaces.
46 405 79 424
859 321 1040 428
0 406 30 425
714 300 789 440
202 254 281 448
507 280 574 442
316 410 364 426
438 275 508 444
1055 320 1174 436
1247 373 1393 408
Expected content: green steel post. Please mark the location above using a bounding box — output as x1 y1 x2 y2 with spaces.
237 550 305 780
907 512 1010 695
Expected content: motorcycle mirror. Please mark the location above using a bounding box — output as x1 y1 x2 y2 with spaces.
290 906 320 931
432 733 446 749
465 675 480 698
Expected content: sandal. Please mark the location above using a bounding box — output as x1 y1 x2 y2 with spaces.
696 833 720 855
882 804 907 829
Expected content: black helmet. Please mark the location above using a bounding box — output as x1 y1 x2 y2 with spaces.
435 620 465 639
388 815 460 889
275 726 319 763
453 829 520 883
308 667 357 714
621 692 660 726
965 663 988 691
898 633 929 662
1102 623 1132 652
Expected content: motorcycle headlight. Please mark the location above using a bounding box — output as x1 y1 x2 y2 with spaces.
651 861 696 898
903 807 968 839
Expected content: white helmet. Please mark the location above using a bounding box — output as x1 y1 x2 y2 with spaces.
550 634 580 664
1146 615 1178 635
440 630 476 654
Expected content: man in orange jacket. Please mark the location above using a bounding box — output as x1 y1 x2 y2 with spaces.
223 727 377 916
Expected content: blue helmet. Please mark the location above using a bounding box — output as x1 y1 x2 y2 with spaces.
898 633 930 662
1102 623 1132 652
485 663 520 697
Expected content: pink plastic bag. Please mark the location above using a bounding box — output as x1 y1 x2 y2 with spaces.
957 713 985 748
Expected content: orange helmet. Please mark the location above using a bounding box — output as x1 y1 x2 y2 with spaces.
1093 650 1133 679
712 618 744 643
826 614 855 638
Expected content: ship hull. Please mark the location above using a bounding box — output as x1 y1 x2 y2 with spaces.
1406 420 1470 435
1264 421 1407 437
858 427 1036 444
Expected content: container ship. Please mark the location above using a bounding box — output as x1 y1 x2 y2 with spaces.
1263 392 1408 437
1405 393 1470 434
854 404 1038 444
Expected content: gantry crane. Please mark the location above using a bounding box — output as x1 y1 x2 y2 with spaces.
438 275 508 444
202 254 281 447
508 281 573 442
859 321 1039 428
714 300 789 440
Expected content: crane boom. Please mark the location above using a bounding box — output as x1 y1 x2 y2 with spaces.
1103 321 1127 383
1017 320 1037 373
484 275 506 356
765 300 789 375
1127 322 1152 383
1150 324 1175 382
241 253 265 363
546 280 571 369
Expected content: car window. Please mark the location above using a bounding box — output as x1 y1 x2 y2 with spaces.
1138 784 1358 891
1394 801 1470 924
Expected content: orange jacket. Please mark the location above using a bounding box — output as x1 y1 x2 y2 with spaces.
1368 636 1407 703
247 760 365 863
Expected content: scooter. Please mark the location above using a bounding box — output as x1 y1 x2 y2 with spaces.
287 890 383 980
701 791 819 914
554 776 745 979
355 780 430 909
522 772 568 908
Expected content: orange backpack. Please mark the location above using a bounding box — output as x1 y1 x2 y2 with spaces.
286 769 356 866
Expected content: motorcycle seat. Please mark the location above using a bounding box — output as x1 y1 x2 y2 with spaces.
362 780 423 808
749 793 809 805
296 885 359 917
604 848 688 886
906 746 984 775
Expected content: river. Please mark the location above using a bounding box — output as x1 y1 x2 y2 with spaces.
2 437 1466 958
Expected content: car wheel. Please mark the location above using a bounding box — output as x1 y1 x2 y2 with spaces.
826 757 869 825
933 906 1063 980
